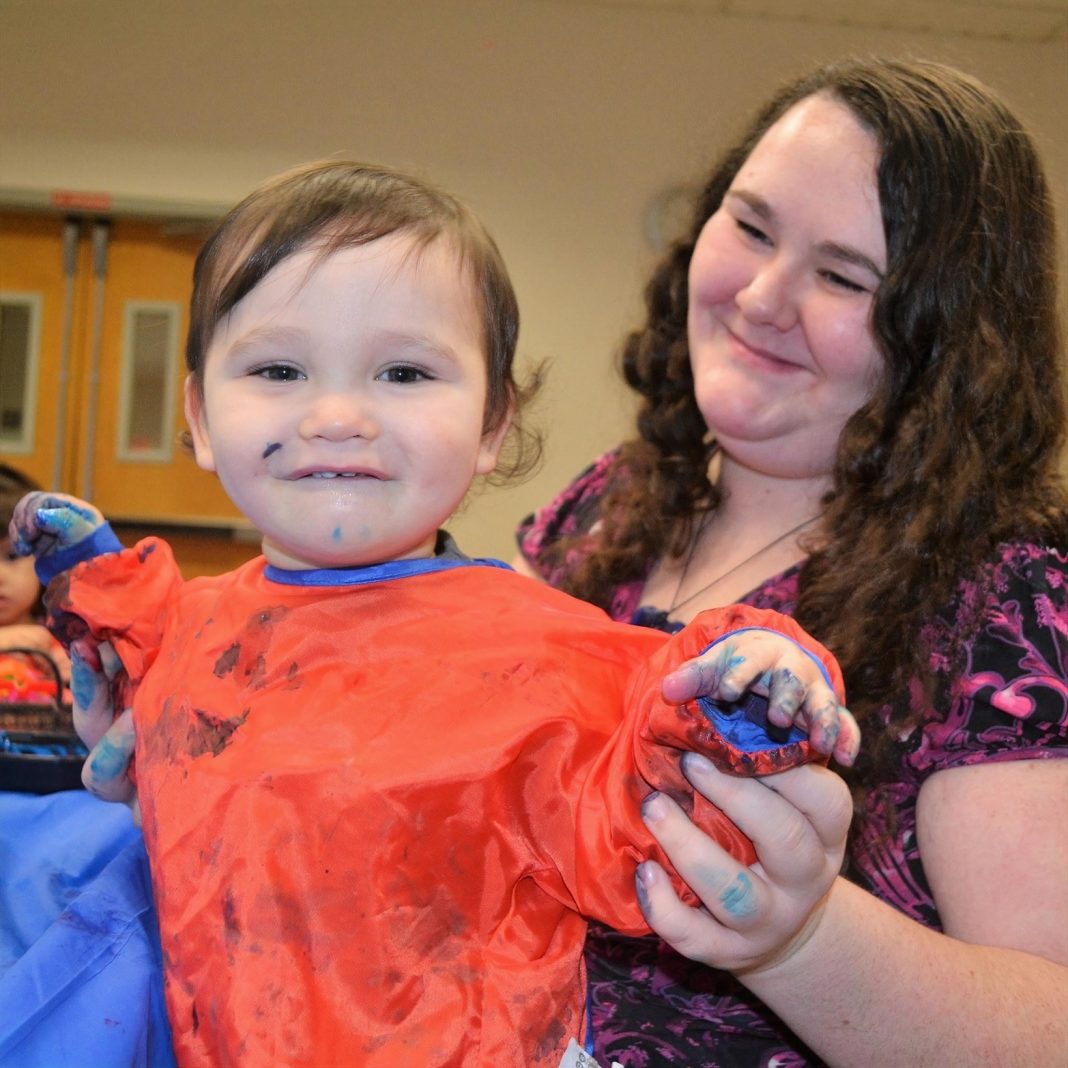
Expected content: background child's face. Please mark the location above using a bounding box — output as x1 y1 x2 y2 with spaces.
185 234 508 570
0 533 41 626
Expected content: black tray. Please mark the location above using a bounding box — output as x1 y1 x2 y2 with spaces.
0 647 86 794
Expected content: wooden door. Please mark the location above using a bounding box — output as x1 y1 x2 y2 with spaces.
1 209 260 577
0 210 242 523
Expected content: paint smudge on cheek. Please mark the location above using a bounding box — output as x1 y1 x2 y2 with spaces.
262 442 282 459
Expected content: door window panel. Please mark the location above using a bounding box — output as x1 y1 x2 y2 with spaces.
116 300 180 460
0 292 43 453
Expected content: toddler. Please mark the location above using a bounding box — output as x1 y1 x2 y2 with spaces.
0 464 68 702
13 162 848 1068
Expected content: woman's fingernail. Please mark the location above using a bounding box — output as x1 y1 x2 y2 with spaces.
641 792 667 822
681 750 715 777
636 861 658 889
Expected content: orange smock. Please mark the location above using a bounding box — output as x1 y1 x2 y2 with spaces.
47 540 842 1067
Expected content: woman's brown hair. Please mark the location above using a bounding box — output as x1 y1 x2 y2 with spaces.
550 57 1067 774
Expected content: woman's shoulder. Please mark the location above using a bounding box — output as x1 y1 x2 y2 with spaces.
950 541 1065 659
909 540 1067 775
515 448 625 575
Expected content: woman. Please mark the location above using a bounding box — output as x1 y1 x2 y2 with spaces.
515 57 1068 1065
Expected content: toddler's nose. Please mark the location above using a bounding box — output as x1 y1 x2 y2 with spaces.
299 391 379 441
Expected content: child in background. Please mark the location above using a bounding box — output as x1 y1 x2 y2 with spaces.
12 162 853 1068
0 464 69 703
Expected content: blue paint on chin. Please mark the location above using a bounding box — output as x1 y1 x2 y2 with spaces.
332 527 342 542
262 442 282 459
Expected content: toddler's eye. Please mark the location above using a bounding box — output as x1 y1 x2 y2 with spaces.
253 364 304 382
378 365 429 384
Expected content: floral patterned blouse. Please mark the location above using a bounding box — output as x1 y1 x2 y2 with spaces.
517 449 1068 1068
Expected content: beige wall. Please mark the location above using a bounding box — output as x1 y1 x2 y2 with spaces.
2 0 1065 559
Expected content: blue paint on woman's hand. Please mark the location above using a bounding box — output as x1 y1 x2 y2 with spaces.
88 735 130 785
71 654 102 711
719 871 758 920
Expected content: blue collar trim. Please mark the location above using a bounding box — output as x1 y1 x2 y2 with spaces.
264 555 512 588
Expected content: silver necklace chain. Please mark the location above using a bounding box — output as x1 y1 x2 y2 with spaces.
668 513 821 616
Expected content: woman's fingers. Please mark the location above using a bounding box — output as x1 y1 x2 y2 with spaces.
69 639 123 748
681 754 851 866
747 760 854 861
634 859 733 966
82 706 137 805
638 755 851 973
641 783 767 930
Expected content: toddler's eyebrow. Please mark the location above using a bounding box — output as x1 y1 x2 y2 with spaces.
377 329 462 364
224 325 307 361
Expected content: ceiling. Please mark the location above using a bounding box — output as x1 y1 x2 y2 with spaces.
535 0 1068 41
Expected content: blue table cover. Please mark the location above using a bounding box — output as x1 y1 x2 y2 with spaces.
0 790 175 1068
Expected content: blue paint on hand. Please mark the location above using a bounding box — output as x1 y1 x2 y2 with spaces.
88 736 129 785
36 501 102 548
332 526 343 542
719 870 758 920
70 655 101 711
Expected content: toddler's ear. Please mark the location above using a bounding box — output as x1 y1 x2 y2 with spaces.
184 376 216 473
475 406 513 477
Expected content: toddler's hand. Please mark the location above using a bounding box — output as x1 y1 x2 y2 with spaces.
661 628 859 767
10 492 105 559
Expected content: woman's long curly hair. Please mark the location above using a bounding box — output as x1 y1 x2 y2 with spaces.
553 56 1068 778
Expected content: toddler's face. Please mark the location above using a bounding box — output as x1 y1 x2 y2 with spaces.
0 533 40 626
185 234 507 570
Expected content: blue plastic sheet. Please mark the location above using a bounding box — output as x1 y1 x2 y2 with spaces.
0 790 175 1068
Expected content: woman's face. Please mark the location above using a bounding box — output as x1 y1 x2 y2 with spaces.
687 93 887 481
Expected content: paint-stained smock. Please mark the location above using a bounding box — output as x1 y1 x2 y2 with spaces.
44 536 842 1068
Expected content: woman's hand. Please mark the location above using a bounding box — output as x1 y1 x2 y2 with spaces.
69 635 140 820
636 752 852 975
662 628 860 766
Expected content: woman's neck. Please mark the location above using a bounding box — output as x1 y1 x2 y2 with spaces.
640 455 830 621
713 453 831 533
